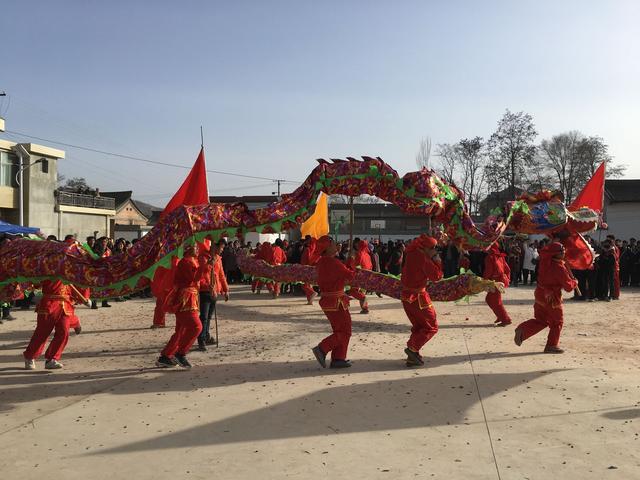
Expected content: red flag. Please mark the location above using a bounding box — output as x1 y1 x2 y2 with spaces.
570 162 605 212
152 148 209 300
160 147 209 218
562 233 595 270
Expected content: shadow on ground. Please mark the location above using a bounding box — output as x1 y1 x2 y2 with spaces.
96 367 562 454
0 352 538 414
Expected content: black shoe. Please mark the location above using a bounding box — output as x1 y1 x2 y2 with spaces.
312 345 326 368
406 358 423 367
329 359 352 369
74 326 82 335
544 345 564 354
404 347 424 365
102 302 111 308
2 314 16 321
196 342 207 352
156 355 177 368
91 300 98 309
175 354 192 369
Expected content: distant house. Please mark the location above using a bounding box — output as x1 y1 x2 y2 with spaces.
329 203 429 242
603 179 640 240
0 138 115 239
209 195 289 243
102 191 160 240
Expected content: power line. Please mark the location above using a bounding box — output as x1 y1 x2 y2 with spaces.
4 129 301 184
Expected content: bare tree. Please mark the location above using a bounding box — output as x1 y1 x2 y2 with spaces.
434 143 459 184
576 136 625 179
457 137 486 215
487 109 538 200
538 131 583 203
415 137 432 170
537 133 626 203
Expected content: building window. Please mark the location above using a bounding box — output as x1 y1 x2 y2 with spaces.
0 151 18 187
41 159 49 174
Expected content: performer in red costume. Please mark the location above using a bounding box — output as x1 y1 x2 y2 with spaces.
156 244 206 369
300 237 319 304
609 236 621 300
514 242 577 353
150 258 178 329
68 286 90 335
312 236 356 369
252 242 272 294
400 234 443 367
23 280 87 370
346 238 372 314
196 238 229 351
267 238 287 298
483 242 512 326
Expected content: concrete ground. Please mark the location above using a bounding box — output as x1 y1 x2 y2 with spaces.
0 284 639 479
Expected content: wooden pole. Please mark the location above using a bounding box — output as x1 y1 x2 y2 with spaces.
68 284 90 306
348 196 354 253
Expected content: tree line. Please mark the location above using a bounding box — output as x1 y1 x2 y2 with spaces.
416 109 626 215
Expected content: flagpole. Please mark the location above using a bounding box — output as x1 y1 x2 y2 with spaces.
200 126 204 149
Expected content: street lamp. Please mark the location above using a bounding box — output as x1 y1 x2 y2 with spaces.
13 144 42 226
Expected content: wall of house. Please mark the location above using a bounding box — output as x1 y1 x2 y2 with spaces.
116 200 148 225
56 210 111 241
604 203 640 240
23 152 59 232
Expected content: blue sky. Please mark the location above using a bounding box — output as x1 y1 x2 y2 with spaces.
1 0 638 206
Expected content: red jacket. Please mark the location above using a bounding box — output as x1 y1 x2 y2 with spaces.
484 244 511 285
401 248 442 307
256 243 272 261
317 256 356 311
535 245 577 308
166 255 206 313
269 245 287 265
36 280 78 316
301 239 319 266
348 240 373 270
199 252 229 295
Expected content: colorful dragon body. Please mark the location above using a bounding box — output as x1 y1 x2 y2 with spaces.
236 252 502 302
0 157 598 298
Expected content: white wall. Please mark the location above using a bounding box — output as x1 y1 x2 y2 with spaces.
605 203 640 240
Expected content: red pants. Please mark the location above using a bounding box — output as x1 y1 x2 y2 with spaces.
161 310 202 357
251 279 263 292
319 307 352 361
614 269 620 299
24 307 70 361
302 284 315 301
402 300 438 352
517 300 563 347
69 315 81 330
485 291 511 323
153 297 166 326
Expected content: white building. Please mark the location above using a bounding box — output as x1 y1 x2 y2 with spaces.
603 179 640 240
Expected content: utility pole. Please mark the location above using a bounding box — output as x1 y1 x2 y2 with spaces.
272 179 283 197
